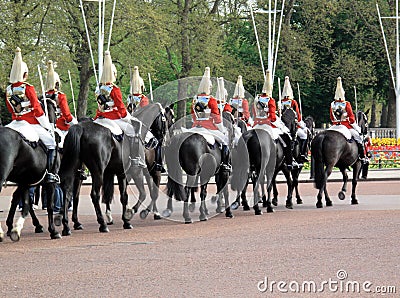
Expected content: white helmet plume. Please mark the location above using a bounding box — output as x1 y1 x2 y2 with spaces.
282 76 294 99
132 66 145 94
100 51 116 84
215 77 228 101
233 75 245 98
198 67 212 94
334 77 345 101
45 60 61 91
9 47 28 83
261 70 273 96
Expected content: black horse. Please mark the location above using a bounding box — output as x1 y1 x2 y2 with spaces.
164 116 234 223
0 98 60 241
271 113 315 208
230 128 277 214
311 111 368 208
58 116 144 235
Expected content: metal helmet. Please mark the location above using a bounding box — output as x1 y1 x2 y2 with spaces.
100 51 116 84
9 47 29 83
132 66 145 94
45 60 61 91
233 75 245 98
282 76 294 99
198 66 212 94
261 70 273 96
334 77 345 101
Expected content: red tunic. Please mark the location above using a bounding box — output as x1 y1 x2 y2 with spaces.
191 95 222 130
132 93 150 108
6 82 44 124
252 96 277 127
329 100 355 129
95 84 128 120
46 90 73 131
282 98 302 122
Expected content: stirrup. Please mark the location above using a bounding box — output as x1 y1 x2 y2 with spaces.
131 157 147 168
155 163 166 173
220 163 232 173
298 155 309 163
45 172 60 184
286 160 299 170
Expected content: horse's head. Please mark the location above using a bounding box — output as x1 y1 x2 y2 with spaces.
222 111 236 148
356 110 368 135
281 107 297 139
39 96 58 125
164 103 175 131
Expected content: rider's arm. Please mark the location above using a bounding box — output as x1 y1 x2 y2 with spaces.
346 102 356 124
26 84 45 118
209 97 222 124
242 99 250 121
58 93 73 123
292 100 302 122
111 87 128 118
268 98 277 122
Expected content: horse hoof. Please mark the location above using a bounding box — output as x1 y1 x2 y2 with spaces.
266 207 274 213
0 234 3 242
99 226 109 233
35 225 44 233
62 229 71 236
140 209 149 220
225 211 234 218
326 200 333 207
124 209 134 221
162 209 172 218
243 205 250 211
10 230 20 242
338 191 346 200
184 218 193 224
107 220 114 226
123 223 133 229
51 232 62 240
199 216 208 222
351 199 358 205
189 203 196 213
231 202 239 210
272 199 278 206
54 215 62 227
285 204 293 209
154 214 162 220
254 209 262 215
73 223 84 230
297 199 303 204
316 203 323 208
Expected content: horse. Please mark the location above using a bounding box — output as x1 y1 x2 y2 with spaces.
58 116 144 235
271 113 315 208
230 128 277 215
311 110 368 208
0 98 60 241
102 103 175 223
164 114 234 223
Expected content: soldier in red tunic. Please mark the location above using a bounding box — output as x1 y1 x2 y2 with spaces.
127 66 150 113
229 75 251 125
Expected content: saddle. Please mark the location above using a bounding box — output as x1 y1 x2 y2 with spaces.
328 124 352 141
6 120 39 143
181 127 216 146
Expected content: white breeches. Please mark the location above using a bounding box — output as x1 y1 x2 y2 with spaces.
349 128 362 143
32 124 56 149
297 127 307 140
188 127 229 145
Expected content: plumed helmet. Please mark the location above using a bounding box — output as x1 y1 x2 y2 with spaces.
100 51 116 84
198 66 212 94
282 76 294 99
132 66 145 94
261 70 273 96
334 76 345 101
233 75 245 98
45 60 61 91
9 47 29 83
215 77 228 101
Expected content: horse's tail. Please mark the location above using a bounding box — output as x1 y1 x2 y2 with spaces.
59 124 83 177
231 133 250 192
311 132 326 189
165 135 186 202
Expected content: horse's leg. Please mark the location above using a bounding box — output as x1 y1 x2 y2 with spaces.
351 163 361 205
282 167 294 209
199 184 208 221
183 176 195 224
162 179 174 217
9 186 30 241
149 170 162 220
216 170 232 218
317 165 333 208
28 193 44 233
6 187 21 236
241 178 251 210
189 187 197 213
262 173 274 213
293 168 303 204
117 175 132 229
338 167 348 201
72 175 84 230
252 173 262 215
91 174 109 233
44 182 61 239
271 179 279 206
130 169 147 215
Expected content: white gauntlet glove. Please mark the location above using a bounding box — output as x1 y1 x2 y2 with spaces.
298 120 306 129
351 123 361 134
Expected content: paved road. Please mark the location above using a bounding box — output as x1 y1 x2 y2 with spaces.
0 174 399 297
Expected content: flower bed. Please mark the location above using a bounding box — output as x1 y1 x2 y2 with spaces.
369 138 400 168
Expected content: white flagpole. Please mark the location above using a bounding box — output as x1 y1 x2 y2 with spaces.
37 65 49 119
68 70 77 118
107 0 117 51
250 5 266 81
278 77 282 117
297 83 302 116
148 73 154 102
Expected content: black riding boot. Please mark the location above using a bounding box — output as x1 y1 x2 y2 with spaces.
45 149 60 183
155 144 166 173
281 134 298 170
220 145 232 172
357 142 366 164
298 138 309 163
130 137 146 168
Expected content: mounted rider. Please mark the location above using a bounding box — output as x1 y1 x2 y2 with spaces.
252 70 298 169
190 67 231 172
45 60 78 149
229 75 251 126
281 76 308 163
127 66 149 113
94 50 146 168
329 77 366 163
5 47 59 183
